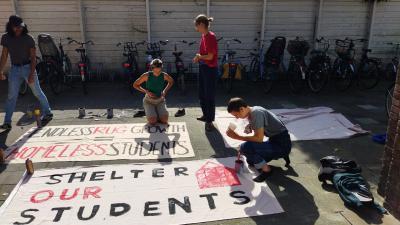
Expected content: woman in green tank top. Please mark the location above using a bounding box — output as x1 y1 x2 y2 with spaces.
133 59 174 125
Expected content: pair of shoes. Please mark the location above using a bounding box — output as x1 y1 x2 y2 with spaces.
205 122 216 132
253 170 273 183
175 108 186 117
134 110 146 118
41 113 53 123
197 116 206 122
0 123 12 130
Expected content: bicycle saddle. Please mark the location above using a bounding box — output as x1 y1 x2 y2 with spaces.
250 52 258 57
173 52 183 57
227 50 236 56
362 48 372 53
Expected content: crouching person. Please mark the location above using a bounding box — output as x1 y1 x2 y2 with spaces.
133 59 174 125
226 97 292 182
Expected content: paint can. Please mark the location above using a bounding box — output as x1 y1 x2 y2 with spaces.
25 158 34 175
78 107 86 118
228 122 237 131
107 108 113 119
33 109 42 128
26 105 34 119
235 159 244 174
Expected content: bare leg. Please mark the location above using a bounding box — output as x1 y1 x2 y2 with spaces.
158 115 169 125
147 117 158 126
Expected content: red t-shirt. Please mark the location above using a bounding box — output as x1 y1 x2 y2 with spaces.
199 31 218 68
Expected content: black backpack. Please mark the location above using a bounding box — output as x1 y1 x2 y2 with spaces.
318 155 361 183
265 36 286 64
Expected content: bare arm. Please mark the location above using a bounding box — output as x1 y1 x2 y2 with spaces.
162 73 174 96
197 52 214 61
0 47 9 79
226 127 265 143
133 73 149 94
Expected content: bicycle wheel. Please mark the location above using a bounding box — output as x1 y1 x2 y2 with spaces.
334 63 353 91
358 61 380 90
178 72 186 94
263 67 274 94
288 63 305 93
64 56 73 75
386 83 395 118
385 63 396 81
48 67 63 95
249 58 259 82
308 63 329 93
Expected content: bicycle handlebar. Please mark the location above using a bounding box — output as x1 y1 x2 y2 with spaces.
68 38 94 46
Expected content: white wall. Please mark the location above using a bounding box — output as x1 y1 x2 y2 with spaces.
211 0 263 66
1 0 400 74
150 0 206 73
370 0 400 61
84 0 147 70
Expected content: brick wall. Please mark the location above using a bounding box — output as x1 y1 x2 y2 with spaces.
378 70 400 219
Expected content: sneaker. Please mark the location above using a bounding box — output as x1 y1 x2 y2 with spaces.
253 170 273 183
175 108 186 117
134 110 146 118
41 113 53 123
0 123 12 130
205 122 216 132
197 116 206 122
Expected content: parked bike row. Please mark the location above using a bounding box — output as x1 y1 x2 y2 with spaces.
29 33 399 96
243 36 399 94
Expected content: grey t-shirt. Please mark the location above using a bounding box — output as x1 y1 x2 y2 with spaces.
249 106 287 137
1 33 35 65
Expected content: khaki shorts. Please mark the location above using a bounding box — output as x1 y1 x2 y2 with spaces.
143 95 169 119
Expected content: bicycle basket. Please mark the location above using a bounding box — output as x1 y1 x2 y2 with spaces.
287 39 310 56
335 40 349 57
37 33 60 60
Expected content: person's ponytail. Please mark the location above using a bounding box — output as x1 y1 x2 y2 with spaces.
195 14 213 28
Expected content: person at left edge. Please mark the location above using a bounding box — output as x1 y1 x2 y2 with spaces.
0 15 53 130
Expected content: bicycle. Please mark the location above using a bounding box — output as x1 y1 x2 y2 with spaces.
144 40 168 71
356 47 382 90
385 42 400 81
307 37 331 93
117 41 144 94
386 82 395 117
219 37 242 93
332 38 362 91
249 37 266 82
36 34 73 95
67 37 94 95
172 40 195 93
287 36 310 93
263 36 286 93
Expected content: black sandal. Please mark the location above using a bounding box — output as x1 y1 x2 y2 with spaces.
0 123 12 130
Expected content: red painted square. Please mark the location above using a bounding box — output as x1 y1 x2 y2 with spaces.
196 161 241 189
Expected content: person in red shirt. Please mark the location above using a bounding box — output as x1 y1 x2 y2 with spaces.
193 14 218 132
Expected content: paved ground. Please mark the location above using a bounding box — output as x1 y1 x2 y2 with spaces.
0 78 399 225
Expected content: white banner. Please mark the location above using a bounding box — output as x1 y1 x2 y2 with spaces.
0 157 283 225
4 122 194 163
215 107 368 148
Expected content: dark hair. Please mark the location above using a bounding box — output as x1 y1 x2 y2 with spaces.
227 97 248 113
150 59 163 68
6 15 28 36
195 14 213 28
